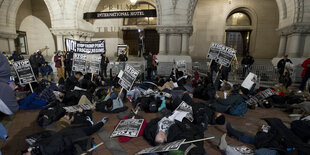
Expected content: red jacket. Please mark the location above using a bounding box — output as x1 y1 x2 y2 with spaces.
54 55 63 68
301 58 310 77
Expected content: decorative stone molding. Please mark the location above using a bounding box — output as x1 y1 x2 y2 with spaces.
50 29 95 38
171 0 179 11
187 0 198 25
155 0 162 25
294 0 304 23
156 26 193 35
0 31 18 39
277 24 310 36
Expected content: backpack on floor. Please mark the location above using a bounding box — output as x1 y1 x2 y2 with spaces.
229 101 248 116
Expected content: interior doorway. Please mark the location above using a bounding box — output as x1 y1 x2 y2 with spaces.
123 29 159 56
225 30 251 57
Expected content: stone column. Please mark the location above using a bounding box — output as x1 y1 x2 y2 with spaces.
8 38 16 52
303 35 310 57
56 35 64 51
286 33 301 57
181 33 189 55
277 35 287 57
167 34 182 55
159 33 167 55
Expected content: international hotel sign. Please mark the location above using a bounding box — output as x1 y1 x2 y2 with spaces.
83 9 157 19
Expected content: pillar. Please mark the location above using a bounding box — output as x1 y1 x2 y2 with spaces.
277 35 287 57
8 38 15 52
286 33 301 57
159 33 167 55
181 33 189 55
303 35 310 57
56 35 64 51
167 34 182 55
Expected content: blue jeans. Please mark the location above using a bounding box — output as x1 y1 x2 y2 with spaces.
0 123 8 140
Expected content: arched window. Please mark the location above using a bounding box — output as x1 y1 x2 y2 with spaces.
226 12 251 26
124 2 156 25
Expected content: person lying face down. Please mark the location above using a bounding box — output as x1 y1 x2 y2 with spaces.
22 117 109 155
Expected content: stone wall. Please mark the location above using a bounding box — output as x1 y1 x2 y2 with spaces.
190 0 280 59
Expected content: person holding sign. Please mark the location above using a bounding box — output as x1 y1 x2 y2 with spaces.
100 53 109 78
54 51 65 80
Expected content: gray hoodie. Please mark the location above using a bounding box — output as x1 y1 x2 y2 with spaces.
0 53 18 115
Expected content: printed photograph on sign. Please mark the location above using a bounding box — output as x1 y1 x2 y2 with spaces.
117 44 128 56
215 45 236 67
111 119 144 138
207 43 221 60
12 59 36 85
72 53 87 73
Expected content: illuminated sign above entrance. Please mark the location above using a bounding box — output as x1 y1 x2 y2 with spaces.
83 9 156 19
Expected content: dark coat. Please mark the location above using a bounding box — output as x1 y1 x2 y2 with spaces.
62 90 92 106
118 54 128 62
254 118 310 155
277 59 292 75
192 102 217 129
241 56 254 66
64 76 80 92
143 118 205 155
100 56 109 69
144 54 153 69
213 93 248 113
30 54 40 69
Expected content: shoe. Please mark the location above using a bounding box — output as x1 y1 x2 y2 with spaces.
297 90 302 93
218 133 227 151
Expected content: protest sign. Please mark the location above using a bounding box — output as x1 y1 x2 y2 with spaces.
63 104 95 113
118 64 140 91
65 38 105 54
246 88 275 105
207 42 221 60
136 139 186 155
88 55 102 74
176 60 187 73
173 101 193 122
117 44 128 56
12 59 36 85
72 53 101 74
241 72 258 90
72 53 87 73
111 119 144 138
215 45 236 67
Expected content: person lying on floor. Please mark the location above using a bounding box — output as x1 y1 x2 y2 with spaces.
57 108 94 128
208 84 248 113
61 79 92 106
96 88 126 113
143 113 206 155
223 118 310 155
22 117 109 155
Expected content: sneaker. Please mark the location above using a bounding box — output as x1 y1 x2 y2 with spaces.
297 90 302 93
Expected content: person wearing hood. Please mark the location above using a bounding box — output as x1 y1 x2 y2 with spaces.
29 52 40 77
0 53 19 115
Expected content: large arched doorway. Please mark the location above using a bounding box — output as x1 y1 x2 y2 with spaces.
15 0 55 57
123 2 159 56
225 11 252 57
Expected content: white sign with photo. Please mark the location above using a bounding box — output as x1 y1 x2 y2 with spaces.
241 72 258 90
118 64 140 91
12 59 36 85
111 119 144 138
173 101 194 122
63 104 95 113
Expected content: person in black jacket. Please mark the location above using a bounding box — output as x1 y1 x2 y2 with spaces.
277 55 293 75
100 53 109 78
23 117 109 155
64 72 83 92
29 52 40 77
143 117 206 155
144 52 153 80
64 51 73 79
241 53 254 78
